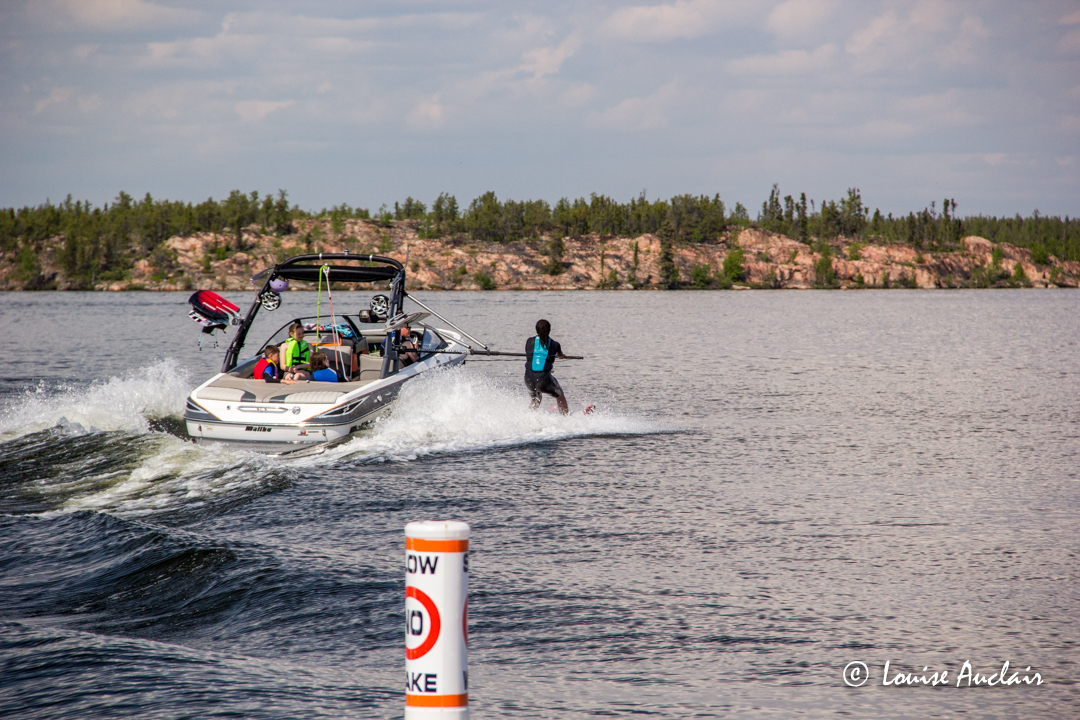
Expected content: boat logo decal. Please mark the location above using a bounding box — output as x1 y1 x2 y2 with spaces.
292 406 301 414
245 426 272 433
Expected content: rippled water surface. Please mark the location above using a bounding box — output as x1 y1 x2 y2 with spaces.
1 290 1078 719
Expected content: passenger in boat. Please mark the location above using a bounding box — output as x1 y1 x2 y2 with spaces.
399 326 419 367
280 323 311 381
253 345 271 379
308 352 339 382
254 344 281 382
524 318 569 415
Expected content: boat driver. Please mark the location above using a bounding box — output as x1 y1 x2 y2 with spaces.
525 318 569 415
399 326 420 366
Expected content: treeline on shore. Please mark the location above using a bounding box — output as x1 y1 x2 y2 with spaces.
2 187 1078 289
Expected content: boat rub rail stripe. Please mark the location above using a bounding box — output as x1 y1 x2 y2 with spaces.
406 693 468 707
405 538 468 552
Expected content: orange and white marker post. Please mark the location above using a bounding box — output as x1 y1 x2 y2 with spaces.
405 521 469 719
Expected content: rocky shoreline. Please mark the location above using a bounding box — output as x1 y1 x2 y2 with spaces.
2 218 1077 291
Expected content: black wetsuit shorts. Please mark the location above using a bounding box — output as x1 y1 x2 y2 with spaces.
525 371 563 401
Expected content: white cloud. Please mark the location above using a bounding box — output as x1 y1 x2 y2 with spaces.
34 87 74 114
587 79 682 131
895 90 981 128
603 0 754 42
77 94 102 113
1062 28 1080 52
2 1 1078 215
407 95 446 130
907 0 950 33
215 8 480 38
302 36 375 55
727 44 837 75
766 0 838 41
844 3 987 71
559 83 597 107
845 10 898 56
858 119 915 140
127 81 236 121
72 44 99 61
144 32 266 69
234 99 294 123
451 32 584 107
936 14 990 66
520 34 582 79
27 0 197 32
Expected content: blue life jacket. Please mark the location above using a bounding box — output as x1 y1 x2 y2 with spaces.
531 337 550 372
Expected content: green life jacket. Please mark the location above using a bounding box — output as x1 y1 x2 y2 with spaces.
284 338 311 367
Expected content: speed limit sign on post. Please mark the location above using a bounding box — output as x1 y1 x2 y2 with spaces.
405 521 469 719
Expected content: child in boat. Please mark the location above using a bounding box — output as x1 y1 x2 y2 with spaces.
281 323 311 382
254 344 281 382
309 352 338 382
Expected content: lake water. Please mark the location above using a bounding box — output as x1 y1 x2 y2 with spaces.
1 289 1078 719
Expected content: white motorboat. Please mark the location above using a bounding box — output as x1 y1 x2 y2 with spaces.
183 253 475 454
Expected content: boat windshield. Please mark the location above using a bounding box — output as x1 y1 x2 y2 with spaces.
257 316 448 357
420 327 448 353
259 317 361 352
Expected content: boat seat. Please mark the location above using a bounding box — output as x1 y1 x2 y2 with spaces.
358 354 384 381
317 344 354 381
197 376 375 404
196 386 255 402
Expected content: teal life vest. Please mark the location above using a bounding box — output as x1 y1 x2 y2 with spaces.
531 337 550 372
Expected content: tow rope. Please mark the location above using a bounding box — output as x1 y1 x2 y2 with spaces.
316 264 340 353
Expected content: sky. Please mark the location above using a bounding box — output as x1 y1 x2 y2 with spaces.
1 0 1078 217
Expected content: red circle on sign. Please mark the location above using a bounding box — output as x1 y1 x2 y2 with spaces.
406 586 441 660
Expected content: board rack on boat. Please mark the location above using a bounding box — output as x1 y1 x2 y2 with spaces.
184 253 482 455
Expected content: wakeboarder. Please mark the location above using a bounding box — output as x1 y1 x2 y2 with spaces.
525 319 569 415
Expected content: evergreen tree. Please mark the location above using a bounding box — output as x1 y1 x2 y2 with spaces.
658 217 679 288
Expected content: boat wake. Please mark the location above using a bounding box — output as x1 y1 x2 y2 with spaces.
0 362 290 519
0 360 192 442
0 363 670 519
311 366 670 466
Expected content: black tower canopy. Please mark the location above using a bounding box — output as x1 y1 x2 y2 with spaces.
251 253 403 285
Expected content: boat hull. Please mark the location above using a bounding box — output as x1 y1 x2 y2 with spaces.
184 347 465 453
185 401 391 453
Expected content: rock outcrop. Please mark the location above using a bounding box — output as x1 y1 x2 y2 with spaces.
1 219 1076 291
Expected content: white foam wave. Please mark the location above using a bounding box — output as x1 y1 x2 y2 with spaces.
0 361 193 441
52 437 283 518
312 366 670 466
9 363 668 518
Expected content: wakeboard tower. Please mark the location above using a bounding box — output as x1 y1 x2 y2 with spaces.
183 253 482 455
